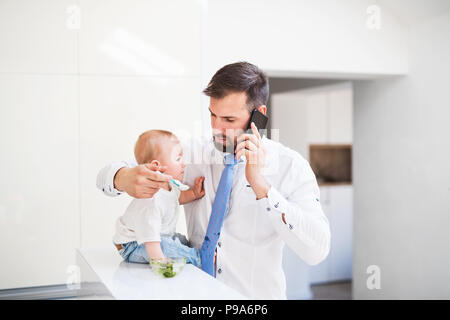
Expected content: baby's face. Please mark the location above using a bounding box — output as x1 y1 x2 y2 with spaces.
159 141 185 181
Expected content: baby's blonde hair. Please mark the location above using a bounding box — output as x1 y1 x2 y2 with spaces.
134 130 179 164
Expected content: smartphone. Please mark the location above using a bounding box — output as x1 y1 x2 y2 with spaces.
246 108 268 134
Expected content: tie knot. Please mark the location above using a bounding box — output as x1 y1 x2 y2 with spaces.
224 153 237 166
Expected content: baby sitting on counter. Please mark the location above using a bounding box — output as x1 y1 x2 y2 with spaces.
112 129 205 267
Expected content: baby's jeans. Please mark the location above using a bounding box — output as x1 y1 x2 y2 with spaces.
117 233 201 268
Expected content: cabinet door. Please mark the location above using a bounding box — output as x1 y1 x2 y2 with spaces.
310 186 353 283
0 76 79 289
329 185 353 281
329 84 353 144
271 91 328 160
271 94 309 158
306 93 328 146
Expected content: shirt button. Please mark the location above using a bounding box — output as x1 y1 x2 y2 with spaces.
289 224 294 230
218 242 222 248
266 207 271 211
217 268 222 274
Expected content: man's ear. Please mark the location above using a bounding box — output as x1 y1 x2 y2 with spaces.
257 105 267 115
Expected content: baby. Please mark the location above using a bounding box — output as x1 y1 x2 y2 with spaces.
113 130 205 267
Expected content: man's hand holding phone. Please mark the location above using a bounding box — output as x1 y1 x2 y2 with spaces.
235 122 270 200
114 163 172 199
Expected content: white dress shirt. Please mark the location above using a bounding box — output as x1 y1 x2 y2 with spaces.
113 184 181 245
97 135 331 299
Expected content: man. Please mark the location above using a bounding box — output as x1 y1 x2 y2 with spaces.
97 62 330 299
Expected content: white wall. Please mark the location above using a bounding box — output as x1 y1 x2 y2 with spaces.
207 0 408 79
353 12 450 299
0 0 203 289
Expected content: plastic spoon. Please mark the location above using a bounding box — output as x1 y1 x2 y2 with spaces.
157 171 189 191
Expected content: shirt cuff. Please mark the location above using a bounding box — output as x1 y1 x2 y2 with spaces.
103 162 128 196
256 186 300 229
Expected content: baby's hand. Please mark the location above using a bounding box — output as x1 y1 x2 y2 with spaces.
178 177 205 205
192 176 206 199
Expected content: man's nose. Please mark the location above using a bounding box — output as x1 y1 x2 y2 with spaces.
212 117 229 131
211 125 226 136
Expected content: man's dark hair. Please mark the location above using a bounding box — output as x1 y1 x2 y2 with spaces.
203 62 269 112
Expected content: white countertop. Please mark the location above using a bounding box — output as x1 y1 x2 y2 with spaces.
76 248 247 300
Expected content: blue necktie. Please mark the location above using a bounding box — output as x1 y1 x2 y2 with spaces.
200 153 237 276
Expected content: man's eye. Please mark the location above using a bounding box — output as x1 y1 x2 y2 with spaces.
226 119 234 123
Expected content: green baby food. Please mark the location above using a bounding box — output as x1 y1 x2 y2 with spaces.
151 259 177 278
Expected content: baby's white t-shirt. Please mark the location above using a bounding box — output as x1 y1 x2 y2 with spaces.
113 184 181 245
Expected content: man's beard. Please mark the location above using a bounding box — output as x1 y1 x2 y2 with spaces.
213 135 236 153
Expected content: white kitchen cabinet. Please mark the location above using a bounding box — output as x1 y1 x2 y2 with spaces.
309 186 353 284
328 185 353 281
271 82 352 157
0 75 80 289
270 94 309 157
0 0 203 290
329 86 353 144
306 93 328 147
271 82 353 286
